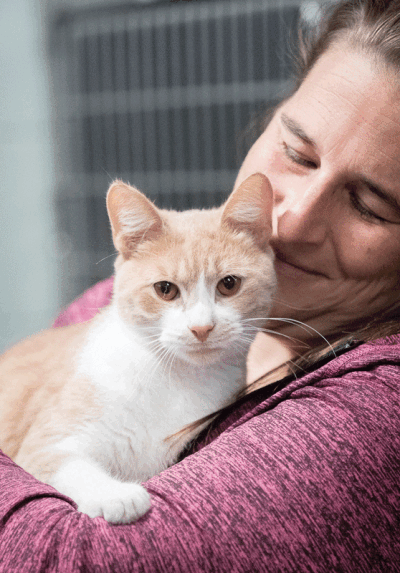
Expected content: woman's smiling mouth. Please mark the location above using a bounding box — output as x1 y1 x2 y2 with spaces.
273 247 329 279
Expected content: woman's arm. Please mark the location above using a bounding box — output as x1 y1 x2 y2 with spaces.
53 277 114 328
1 350 399 572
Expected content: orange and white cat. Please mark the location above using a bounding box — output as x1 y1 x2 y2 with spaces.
0 173 276 524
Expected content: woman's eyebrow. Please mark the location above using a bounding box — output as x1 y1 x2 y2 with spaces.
280 113 316 147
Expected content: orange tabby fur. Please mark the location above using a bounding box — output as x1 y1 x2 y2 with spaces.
0 323 100 481
0 173 276 523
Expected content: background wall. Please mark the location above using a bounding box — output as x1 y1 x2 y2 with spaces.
0 0 59 353
49 0 308 307
0 0 324 353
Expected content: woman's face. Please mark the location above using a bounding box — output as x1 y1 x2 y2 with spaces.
234 42 400 335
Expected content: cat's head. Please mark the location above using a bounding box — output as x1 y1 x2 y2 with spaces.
106 174 276 366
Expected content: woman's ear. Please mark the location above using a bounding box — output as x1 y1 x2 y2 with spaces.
221 173 273 249
106 180 163 259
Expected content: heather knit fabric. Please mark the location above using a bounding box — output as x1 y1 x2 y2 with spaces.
53 277 114 327
1 279 399 572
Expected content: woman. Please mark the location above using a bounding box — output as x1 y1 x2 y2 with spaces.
1 1 399 570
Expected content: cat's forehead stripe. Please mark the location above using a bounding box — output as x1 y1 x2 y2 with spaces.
136 206 268 287
174 248 215 285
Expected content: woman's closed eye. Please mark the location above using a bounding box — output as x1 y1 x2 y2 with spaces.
281 141 318 169
348 184 400 225
348 187 386 223
281 138 400 225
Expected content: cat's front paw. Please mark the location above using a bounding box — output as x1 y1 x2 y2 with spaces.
78 482 151 524
51 458 152 524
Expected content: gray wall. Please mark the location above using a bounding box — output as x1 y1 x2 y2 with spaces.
50 0 304 304
0 0 60 353
0 0 325 353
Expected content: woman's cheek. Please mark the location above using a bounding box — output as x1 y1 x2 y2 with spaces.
337 222 400 279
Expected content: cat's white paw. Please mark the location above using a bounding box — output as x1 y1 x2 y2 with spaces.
51 458 152 524
78 481 152 524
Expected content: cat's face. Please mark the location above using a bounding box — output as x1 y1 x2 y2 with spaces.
107 175 276 365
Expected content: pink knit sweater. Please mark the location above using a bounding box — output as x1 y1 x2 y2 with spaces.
0 278 399 572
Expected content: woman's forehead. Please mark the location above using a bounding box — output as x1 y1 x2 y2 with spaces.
283 43 400 176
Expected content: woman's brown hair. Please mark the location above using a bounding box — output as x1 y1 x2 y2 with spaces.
295 0 400 89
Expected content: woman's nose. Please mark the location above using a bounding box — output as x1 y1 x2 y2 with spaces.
272 178 332 245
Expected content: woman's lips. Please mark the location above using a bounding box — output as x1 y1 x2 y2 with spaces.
273 249 328 278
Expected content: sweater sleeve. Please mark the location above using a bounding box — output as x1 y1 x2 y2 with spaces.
0 350 399 572
52 277 114 327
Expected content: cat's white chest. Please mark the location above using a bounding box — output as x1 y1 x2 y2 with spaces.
74 308 244 481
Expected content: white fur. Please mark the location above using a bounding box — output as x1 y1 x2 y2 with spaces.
120 210 155 236
229 201 262 222
50 282 252 524
51 456 151 524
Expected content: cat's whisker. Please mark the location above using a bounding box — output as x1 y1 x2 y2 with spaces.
234 343 253 357
138 331 161 339
139 335 162 343
135 343 163 365
156 346 174 379
148 346 168 371
155 348 171 364
166 347 179 389
125 344 169 400
233 343 253 352
235 343 256 357
236 333 257 345
95 251 119 265
136 339 166 371
230 338 256 357
242 317 335 356
285 361 299 379
270 296 328 312
151 345 176 392
241 325 311 350
269 319 335 356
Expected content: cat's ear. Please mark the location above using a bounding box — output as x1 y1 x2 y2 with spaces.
221 173 273 248
106 180 163 259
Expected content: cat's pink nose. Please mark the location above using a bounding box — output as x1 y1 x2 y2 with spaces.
190 325 214 343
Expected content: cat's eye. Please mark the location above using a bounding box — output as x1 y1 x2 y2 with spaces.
217 276 241 297
154 281 180 301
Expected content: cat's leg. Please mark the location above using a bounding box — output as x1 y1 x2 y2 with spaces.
50 457 151 524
